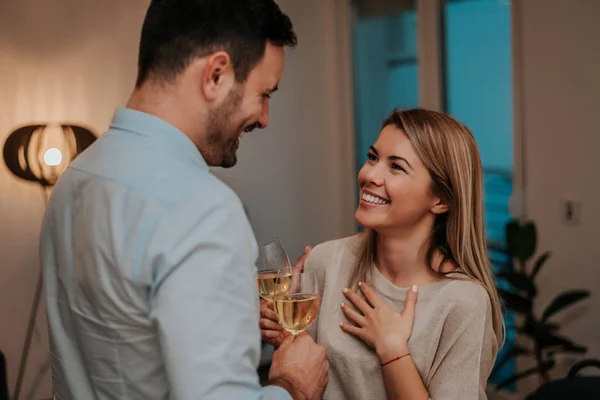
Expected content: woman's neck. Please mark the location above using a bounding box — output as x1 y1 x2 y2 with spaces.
374 227 443 288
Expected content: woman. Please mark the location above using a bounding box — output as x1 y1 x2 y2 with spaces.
260 108 504 399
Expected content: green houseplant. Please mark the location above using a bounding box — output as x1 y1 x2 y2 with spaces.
490 219 591 390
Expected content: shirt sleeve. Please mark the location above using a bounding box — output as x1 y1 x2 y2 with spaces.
147 191 292 400
427 284 498 400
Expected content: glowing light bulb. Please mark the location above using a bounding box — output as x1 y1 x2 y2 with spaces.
43 148 63 166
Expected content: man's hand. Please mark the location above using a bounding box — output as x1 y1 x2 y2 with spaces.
267 333 329 400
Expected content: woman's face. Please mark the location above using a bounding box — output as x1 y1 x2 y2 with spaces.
355 125 446 234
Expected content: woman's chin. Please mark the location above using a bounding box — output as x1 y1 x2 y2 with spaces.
354 210 379 230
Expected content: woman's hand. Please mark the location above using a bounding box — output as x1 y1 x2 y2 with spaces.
340 282 418 362
260 299 289 347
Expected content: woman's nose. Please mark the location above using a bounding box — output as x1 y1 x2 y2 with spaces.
365 165 385 186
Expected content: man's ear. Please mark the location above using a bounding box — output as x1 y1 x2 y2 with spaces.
199 51 234 102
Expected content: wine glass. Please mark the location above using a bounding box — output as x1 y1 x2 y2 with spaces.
274 268 319 336
256 238 292 300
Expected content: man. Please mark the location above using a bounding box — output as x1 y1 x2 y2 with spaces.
39 0 329 399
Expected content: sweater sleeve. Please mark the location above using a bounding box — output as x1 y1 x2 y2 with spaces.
426 283 499 400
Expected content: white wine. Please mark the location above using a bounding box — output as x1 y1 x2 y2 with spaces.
257 271 292 300
274 293 319 335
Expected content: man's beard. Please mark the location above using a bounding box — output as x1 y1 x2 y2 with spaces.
205 87 245 168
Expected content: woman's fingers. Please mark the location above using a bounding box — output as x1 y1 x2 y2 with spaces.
341 302 366 326
343 287 372 316
260 300 278 321
260 317 282 331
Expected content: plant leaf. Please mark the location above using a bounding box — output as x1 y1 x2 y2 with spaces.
492 345 531 375
497 271 537 297
543 321 559 332
494 360 555 390
530 251 551 280
548 346 588 360
519 317 559 342
538 332 588 353
541 290 591 321
506 220 537 264
499 289 532 313
517 318 588 356
520 222 537 262
505 221 521 258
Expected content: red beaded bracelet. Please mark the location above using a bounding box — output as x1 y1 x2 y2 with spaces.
381 353 410 367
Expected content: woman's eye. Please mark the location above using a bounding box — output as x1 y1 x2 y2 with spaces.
392 163 406 172
367 153 377 161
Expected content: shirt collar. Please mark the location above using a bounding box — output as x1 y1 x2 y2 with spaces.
109 107 209 172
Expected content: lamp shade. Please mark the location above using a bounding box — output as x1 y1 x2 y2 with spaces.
3 123 96 187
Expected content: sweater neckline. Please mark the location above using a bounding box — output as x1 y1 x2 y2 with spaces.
372 265 454 302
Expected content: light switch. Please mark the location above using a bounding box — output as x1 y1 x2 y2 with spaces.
561 200 581 226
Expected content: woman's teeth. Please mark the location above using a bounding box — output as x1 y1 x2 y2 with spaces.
362 193 390 205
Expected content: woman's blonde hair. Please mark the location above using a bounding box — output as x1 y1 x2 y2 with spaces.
350 108 505 347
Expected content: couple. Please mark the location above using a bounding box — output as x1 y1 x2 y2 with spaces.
39 1 502 399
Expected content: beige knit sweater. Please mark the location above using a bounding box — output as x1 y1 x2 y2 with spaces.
304 235 498 400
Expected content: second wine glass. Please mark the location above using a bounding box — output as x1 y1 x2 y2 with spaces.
274 268 319 336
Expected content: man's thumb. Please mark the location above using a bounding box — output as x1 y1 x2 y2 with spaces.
279 332 295 349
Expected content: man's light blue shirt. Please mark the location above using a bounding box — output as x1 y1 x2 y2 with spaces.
40 108 291 400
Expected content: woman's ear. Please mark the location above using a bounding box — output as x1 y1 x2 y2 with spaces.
431 197 449 215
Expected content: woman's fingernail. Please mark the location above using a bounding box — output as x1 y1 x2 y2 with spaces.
358 281 363 287
339 322 344 327
304 245 311 253
340 302 345 308
343 288 348 294
411 284 418 293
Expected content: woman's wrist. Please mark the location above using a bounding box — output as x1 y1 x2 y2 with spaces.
376 343 410 363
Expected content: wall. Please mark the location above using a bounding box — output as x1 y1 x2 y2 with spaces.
513 0 600 392
0 0 356 397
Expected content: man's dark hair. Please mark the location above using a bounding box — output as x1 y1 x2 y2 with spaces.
135 0 297 87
